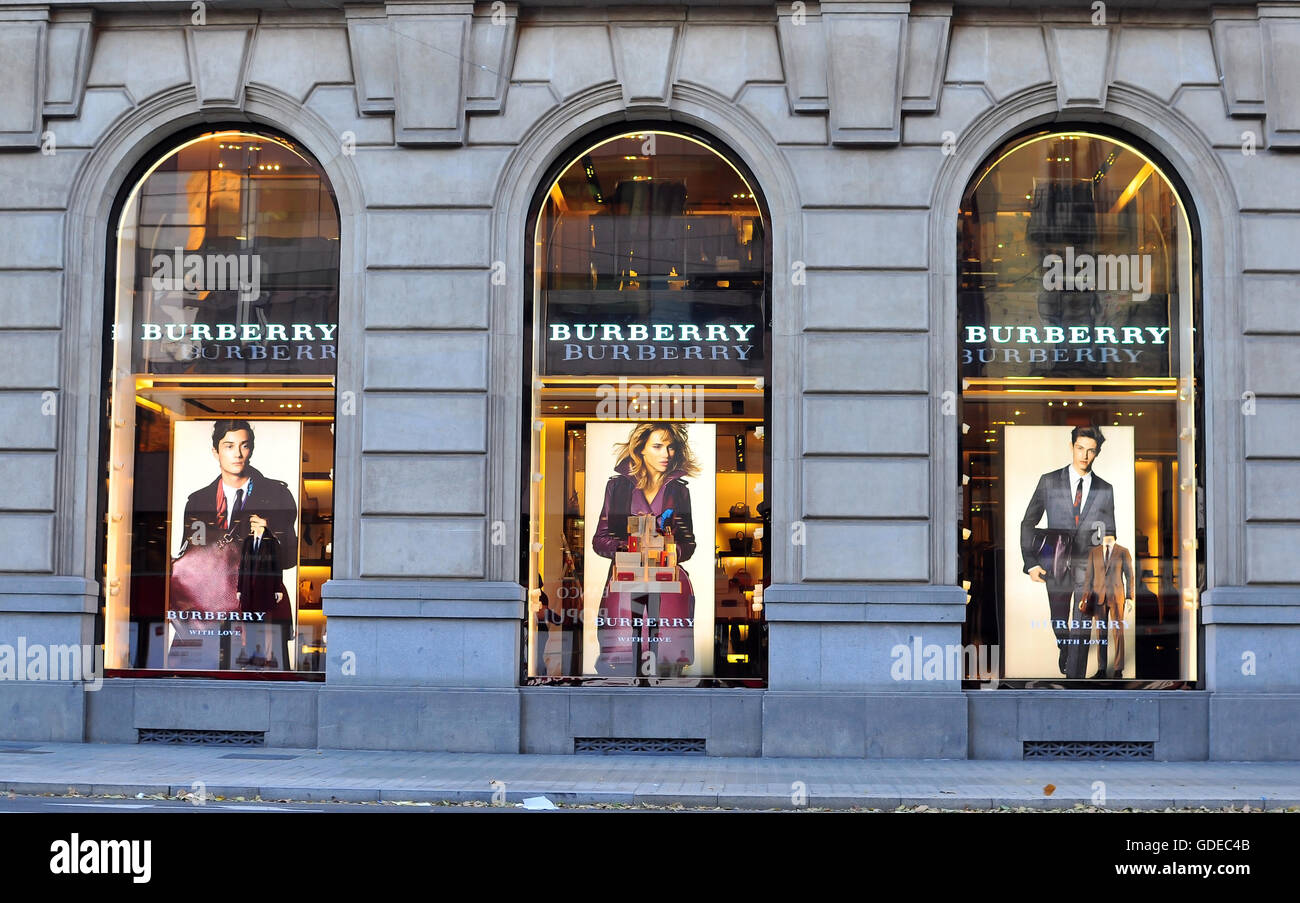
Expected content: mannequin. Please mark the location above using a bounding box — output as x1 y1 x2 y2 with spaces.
1079 534 1135 678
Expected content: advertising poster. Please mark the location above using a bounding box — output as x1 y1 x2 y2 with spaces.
582 421 716 678
1004 425 1136 679
167 419 302 670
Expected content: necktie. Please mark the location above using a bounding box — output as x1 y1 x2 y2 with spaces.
1073 478 1083 525
233 488 244 528
216 483 227 529
1104 546 1111 568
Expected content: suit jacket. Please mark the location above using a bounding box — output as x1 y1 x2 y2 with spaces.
182 465 299 572
1020 465 1117 575
591 464 697 563
1081 542 1134 613
237 531 293 621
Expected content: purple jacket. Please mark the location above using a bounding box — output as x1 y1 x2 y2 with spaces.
592 461 697 563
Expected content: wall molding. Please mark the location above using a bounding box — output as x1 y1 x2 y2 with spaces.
345 1 518 146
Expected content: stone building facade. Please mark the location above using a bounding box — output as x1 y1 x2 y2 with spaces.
0 0 1297 759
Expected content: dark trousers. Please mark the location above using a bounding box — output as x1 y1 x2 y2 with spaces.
1088 601 1122 677
630 595 662 676
595 594 661 677
1094 617 1113 676
1044 573 1090 678
1070 600 1114 679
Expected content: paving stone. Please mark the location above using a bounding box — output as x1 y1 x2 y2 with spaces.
1 741 1299 810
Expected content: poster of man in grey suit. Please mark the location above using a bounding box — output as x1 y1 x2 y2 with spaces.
1004 424 1135 679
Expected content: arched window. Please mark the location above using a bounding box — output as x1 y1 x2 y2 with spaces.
102 130 339 677
524 129 771 685
958 131 1201 687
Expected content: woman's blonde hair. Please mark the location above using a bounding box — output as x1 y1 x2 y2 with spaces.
613 422 700 490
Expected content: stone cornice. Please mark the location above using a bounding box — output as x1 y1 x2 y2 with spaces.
0 1 1294 151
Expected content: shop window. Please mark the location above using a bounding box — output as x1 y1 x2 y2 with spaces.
102 131 338 676
524 130 771 686
959 131 1202 686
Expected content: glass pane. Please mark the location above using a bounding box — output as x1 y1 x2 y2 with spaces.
538 132 766 378
958 132 1199 686
527 131 771 686
104 132 339 676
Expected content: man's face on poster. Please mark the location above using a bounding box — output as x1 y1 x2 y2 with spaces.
1071 436 1100 474
213 429 253 480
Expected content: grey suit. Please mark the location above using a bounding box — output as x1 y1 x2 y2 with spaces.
1020 465 1117 677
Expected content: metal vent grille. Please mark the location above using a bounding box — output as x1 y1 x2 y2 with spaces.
1024 740 1154 759
575 737 706 755
139 728 265 747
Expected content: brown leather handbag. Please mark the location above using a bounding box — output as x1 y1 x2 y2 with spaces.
169 534 241 613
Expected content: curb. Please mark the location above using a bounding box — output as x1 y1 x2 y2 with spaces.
3 781 1297 810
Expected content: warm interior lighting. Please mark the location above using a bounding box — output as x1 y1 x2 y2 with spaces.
1110 161 1157 214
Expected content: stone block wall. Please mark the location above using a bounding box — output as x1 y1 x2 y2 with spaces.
0 0 1295 755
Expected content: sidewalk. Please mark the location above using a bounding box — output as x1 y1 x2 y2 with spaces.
3 740 1300 809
